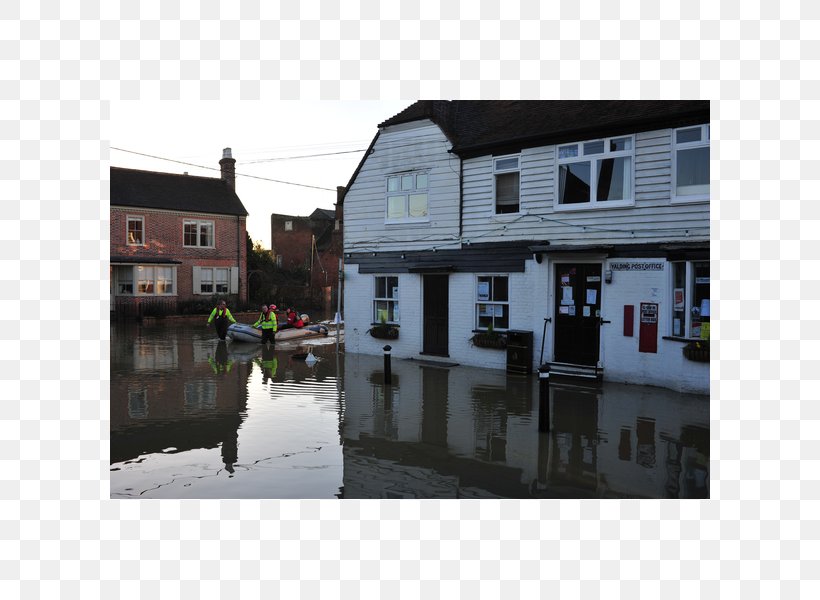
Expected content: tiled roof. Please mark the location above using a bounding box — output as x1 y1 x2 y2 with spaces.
379 100 710 157
110 167 248 216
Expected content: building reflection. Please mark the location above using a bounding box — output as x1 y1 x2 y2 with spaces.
110 328 255 473
341 354 709 499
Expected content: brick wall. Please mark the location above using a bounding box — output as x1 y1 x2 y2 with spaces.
270 215 313 270
111 206 247 302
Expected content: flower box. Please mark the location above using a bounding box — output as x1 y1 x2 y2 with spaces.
683 341 709 362
470 332 507 349
368 325 399 340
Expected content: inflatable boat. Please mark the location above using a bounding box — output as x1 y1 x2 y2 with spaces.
226 322 330 344
226 323 263 343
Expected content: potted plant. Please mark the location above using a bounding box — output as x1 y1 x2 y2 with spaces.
469 323 507 349
682 339 709 362
367 317 399 340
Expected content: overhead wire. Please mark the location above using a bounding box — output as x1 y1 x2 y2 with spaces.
110 146 338 191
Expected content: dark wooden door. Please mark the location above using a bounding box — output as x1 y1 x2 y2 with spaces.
554 263 602 365
422 274 449 356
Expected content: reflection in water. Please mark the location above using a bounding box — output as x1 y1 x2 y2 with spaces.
342 354 709 499
111 323 709 499
110 322 345 498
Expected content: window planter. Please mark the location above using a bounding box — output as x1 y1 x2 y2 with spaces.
368 324 399 340
682 340 709 363
469 331 507 349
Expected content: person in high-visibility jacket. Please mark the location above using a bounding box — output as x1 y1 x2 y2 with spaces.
255 345 278 384
207 299 236 340
253 303 278 345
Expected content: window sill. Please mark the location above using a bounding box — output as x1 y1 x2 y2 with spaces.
663 336 707 343
553 200 635 212
490 213 521 222
384 219 430 226
670 196 710 205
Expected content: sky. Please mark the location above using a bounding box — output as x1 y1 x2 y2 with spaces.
111 100 411 246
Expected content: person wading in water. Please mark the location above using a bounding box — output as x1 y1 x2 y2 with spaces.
207 299 237 340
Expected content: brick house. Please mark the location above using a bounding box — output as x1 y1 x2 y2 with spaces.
341 101 709 394
110 149 249 315
269 190 343 310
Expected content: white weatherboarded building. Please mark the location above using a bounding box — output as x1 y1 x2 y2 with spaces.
341 101 709 394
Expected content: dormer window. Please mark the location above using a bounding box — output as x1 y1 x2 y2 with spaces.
385 171 428 222
556 136 634 209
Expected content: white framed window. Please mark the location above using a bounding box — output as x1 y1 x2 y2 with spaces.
183 220 214 247
671 260 710 338
494 155 520 214
114 265 176 296
115 266 133 294
556 136 634 209
385 171 428 222
475 275 509 330
126 215 144 245
193 266 238 295
672 124 709 202
285 220 293 231
374 276 399 323
197 267 230 295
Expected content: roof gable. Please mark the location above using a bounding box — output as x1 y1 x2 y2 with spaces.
110 167 248 216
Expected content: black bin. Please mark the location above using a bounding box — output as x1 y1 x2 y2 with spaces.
506 329 533 374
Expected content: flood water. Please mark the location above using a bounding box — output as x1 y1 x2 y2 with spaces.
110 322 709 499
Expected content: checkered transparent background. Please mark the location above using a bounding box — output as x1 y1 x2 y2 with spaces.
2 0 815 597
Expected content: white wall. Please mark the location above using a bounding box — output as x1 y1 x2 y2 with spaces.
345 256 709 395
460 129 710 247
343 120 461 254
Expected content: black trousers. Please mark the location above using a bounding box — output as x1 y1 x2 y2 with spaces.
260 328 275 345
214 316 229 340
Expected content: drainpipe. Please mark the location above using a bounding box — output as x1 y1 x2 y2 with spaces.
237 215 242 304
454 150 463 240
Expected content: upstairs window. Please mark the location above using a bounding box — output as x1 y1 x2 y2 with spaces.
557 136 634 208
374 276 399 323
126 216 144 245
494 156 520 214
672 124 709 202
386 172 428 222
476 275 509 330
183 220 214 247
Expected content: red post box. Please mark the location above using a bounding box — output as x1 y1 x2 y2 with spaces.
638 302 658 353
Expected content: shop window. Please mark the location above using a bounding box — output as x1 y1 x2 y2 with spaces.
374 276 399 323
476 275 509 330
671 261 710 338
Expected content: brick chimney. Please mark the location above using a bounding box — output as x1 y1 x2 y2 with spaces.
219 147 236 190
